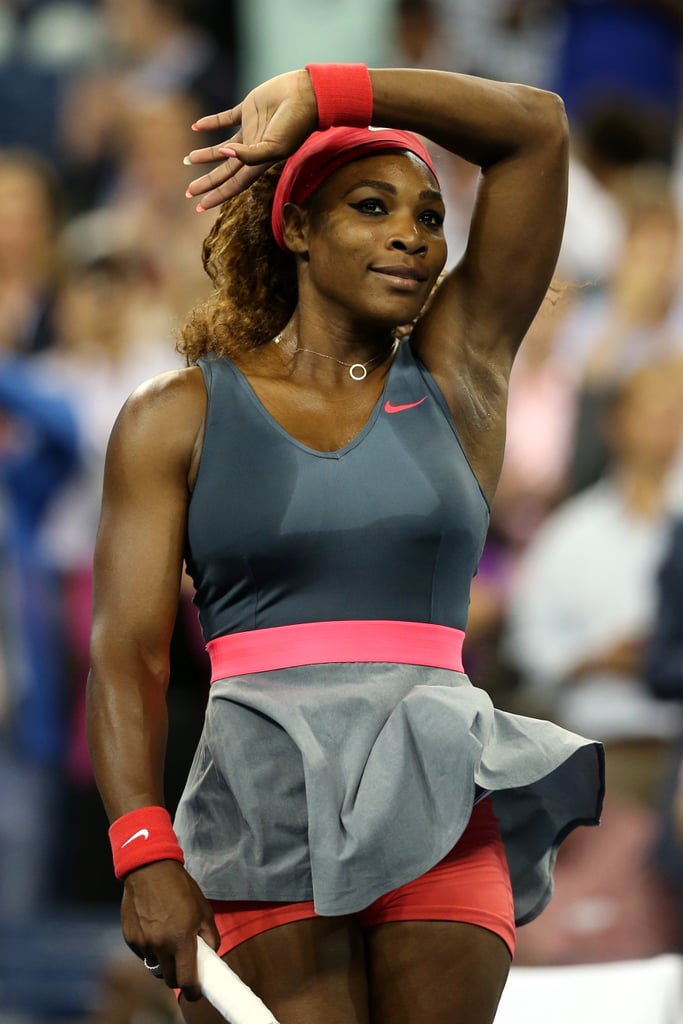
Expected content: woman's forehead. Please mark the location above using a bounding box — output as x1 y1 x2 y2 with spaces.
319 151 441 196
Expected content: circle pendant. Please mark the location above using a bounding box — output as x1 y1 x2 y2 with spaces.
349 364 368 380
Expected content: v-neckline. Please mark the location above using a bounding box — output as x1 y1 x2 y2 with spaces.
227 353 399 459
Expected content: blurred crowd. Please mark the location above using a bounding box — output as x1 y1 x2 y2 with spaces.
3 0 683 1019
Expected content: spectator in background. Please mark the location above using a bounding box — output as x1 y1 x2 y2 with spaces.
0 0 102 157
506 358 683 755
390 0 455 71
41 212 179 756
36 210 186 902
551 0 683 167
561 168 683 386
440 0 563 89
484 1 683 285
503 358 683 963
97 0 236 112
103 90 219 323
0 149 65 354
648 517 683 706
557 103 667 287
556 166 683 493
646 516 683 908
464 286 579 702
57 0 237 215
0 355 80 920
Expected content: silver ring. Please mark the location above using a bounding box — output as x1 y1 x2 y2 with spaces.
143 956 163 979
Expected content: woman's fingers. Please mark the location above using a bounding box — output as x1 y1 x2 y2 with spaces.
184 136 240 167
192 162 271 211
185 134 285 171
172 938 204 1002
184 129 279 209
185 145 243 198
191 104 242 134
183 69 317 208
185 130 280 210
199 910 221 952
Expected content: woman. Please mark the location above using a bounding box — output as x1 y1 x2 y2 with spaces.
87 64 604 1024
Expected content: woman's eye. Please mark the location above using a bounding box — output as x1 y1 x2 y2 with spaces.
420 210 444 229
349 199 386 215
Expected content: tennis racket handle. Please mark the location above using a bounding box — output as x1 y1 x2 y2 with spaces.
196 936 280 1024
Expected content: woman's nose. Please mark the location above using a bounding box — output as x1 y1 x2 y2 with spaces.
388 226 427 254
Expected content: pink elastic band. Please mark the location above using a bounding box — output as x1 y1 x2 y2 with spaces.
305 63 373 130
207 620 465 681
109 806 184 880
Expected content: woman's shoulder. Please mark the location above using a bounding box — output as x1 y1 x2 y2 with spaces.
121 365 206 416
109 366 207 461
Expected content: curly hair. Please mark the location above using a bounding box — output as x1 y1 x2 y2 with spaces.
178 163 298 364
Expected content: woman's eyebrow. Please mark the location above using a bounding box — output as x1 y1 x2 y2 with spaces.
419 188 443 202
344 179 397 196
344 179 443 203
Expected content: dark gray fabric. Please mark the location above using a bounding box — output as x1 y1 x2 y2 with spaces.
185 342 489 637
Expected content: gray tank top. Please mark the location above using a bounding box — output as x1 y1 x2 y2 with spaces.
185 340 489 640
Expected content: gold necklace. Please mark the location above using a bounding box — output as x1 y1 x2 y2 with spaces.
274 333 397 381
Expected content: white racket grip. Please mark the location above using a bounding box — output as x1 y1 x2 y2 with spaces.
196 936 280 1024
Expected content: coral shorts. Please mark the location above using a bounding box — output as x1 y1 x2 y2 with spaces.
210 798 515 958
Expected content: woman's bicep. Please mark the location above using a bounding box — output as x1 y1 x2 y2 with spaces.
416 90 568 378
91 374 203 669
460 111 568 346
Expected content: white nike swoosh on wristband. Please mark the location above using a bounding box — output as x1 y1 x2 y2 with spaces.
121 828 150 848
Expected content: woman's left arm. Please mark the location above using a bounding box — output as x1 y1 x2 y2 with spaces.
369 69 568 372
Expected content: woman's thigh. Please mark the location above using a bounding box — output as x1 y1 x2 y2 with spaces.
180 915 370 1024
367 919 511 1024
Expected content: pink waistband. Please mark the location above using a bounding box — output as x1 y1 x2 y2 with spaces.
207 620 465 681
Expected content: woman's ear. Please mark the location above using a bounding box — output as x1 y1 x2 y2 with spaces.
281 203 310 255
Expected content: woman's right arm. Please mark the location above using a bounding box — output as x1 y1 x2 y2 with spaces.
86 365 218 1000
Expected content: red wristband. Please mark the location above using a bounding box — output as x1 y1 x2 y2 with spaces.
305 63 373 130
109 806 185 880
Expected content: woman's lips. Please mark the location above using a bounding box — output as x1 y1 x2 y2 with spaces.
370 266 427 289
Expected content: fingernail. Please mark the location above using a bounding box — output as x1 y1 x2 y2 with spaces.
185 189 193 198
183 155 193 166
219 148 236 158
196 203 206 213
191 123 200 131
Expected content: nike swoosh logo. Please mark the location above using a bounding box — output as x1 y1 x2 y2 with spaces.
121 828 150 848
384 397 428 414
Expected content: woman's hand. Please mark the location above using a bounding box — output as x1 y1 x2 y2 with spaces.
185 69 318 210
121 860 220 1001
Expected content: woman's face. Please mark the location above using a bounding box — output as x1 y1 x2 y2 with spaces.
297 151 447 327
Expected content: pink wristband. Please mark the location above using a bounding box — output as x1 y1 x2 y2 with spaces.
305 63 373 130
109 806 185 880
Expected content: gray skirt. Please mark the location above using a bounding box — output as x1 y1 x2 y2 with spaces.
174 662 604 925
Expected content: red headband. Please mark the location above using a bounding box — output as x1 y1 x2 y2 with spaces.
271 126 439 251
